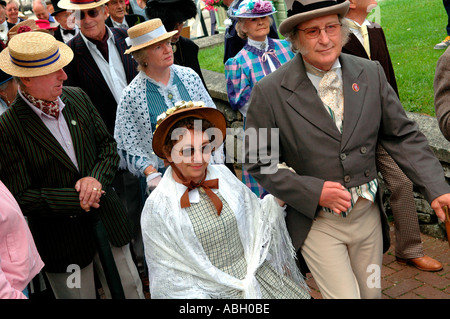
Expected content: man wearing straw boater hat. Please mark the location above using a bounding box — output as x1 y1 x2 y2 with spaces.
244 0 450 298
58 0 146 281
0 31 144 299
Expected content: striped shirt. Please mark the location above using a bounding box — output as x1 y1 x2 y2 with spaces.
19 88 79 171
304 60 378 217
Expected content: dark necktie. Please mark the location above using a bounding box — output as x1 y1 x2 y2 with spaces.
87 30 109 62
62 28 76 35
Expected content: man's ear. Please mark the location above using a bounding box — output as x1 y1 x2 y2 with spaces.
20 77 32 88
348 0 357 9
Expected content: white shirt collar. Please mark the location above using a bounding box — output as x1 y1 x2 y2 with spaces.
247 37 269 51
112 17 128 28
345 18 371 29
80 26 116 48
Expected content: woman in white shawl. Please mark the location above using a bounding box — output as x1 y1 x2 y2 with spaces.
114 18 223 194
141 101 310 299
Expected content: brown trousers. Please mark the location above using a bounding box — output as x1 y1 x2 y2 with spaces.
376 144 424 259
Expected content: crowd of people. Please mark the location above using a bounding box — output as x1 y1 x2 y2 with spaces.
0 0 449 300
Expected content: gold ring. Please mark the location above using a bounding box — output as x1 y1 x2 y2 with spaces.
93 187 98 191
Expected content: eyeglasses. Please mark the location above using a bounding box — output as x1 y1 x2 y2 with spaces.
80 8 100 20
297 23 342 39
177 143 213 158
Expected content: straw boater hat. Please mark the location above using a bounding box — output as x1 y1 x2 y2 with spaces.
231 0 277 19
124 18 178 54
0 32 73 77
152 101 227 159
57 0 109 10
279 0 350 36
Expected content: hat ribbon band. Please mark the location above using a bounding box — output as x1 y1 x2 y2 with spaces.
125 25 168 47
10 48 61 69
69 0 102 5
287 0 344 17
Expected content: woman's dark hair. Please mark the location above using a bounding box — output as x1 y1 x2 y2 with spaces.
162 117 215 156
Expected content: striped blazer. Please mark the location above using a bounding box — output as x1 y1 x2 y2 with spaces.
63 27 138 135
225 37 294 111
0 87 132 272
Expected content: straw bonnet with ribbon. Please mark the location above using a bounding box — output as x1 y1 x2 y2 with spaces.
231 0 277 19
7 19 49 39
152 101 227 215
57 0 110 10
124 18 178 54
0 31 73 77
279 0 350 36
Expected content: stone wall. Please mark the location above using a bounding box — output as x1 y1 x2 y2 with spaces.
196 38 450 240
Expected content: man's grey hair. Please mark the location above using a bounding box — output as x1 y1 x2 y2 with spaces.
6 0 20 7
285 16 351 54
32 0 47 9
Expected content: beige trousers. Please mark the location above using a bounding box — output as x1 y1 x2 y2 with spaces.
46 244 144 299
301 198 383 299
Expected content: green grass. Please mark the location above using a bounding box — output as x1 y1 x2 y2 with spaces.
199 0 450 116
379 0 448 115
198 44 225 73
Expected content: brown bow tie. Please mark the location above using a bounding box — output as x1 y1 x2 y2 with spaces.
170 163 223 215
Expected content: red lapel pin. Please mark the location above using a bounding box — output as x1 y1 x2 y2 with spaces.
352 83 360 92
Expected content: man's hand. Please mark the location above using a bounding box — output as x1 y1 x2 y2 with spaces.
430 193 450 222
318 181 352 215
75 177 104 212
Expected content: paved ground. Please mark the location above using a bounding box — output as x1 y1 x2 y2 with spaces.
306 221 450 299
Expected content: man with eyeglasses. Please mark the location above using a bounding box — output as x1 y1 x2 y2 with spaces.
244 0 450 299
58 0 147 297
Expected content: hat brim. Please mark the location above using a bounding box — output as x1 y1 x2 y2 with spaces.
57 0 109 10
279 1 349 36
0 75 13 86
51 9 67 16
0 41 74 77
124 30 178 54
231 10 276 19
152 107 227 159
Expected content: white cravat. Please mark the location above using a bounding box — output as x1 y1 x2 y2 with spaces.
318 68 344 133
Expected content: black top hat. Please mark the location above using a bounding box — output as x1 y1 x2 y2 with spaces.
146 0 197 31
50 0 67 16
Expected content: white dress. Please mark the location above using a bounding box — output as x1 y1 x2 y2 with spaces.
141 164 310 299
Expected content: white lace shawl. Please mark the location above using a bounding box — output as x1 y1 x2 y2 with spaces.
141 164 309 299
114 65 224 177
